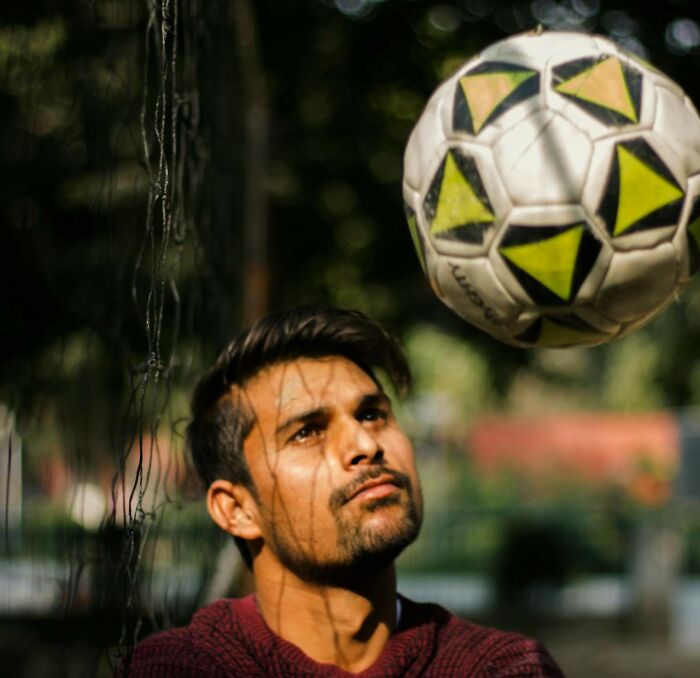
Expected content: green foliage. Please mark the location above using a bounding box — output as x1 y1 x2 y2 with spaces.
5 0 700 420
399 450 655 577
400 323 492 437
4 2 700 630
602 333 665 411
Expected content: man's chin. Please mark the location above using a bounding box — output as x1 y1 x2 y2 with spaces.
271 490 422 587
342 503 422 564
356 502 414 537
360 492 422 530
294 540 408 587
274 514 421 587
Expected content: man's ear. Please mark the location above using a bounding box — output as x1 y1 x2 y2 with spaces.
207 480 262 541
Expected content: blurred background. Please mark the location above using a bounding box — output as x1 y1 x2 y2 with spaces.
3 0 700 676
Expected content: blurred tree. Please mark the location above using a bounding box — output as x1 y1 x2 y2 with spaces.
4 0 700 418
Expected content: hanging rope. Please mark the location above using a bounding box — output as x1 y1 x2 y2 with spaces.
113 0 195 665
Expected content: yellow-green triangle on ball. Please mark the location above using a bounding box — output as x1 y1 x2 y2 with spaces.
499 225 584 301
406 210 427 273
431 152 494 235
554 56 637 123
535 317 601 347
688 211 700 247
460 70 536 133
613 146 683 236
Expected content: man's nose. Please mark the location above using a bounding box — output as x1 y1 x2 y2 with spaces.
340 418 384 467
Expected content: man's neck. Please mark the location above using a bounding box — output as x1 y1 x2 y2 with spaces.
253 559 398 673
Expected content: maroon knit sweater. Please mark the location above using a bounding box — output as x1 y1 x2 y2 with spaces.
122 594 565 677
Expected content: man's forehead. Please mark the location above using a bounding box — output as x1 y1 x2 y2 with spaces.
243 356 379 414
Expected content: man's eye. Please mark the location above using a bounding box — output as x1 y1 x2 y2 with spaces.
359 408 388 423
291 423 321 442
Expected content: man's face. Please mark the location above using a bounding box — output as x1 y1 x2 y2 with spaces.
239 355 423 584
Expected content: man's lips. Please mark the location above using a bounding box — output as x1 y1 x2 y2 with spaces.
347 475 401 503
329 467 412 511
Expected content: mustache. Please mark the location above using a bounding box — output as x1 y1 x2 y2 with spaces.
328 465 412 511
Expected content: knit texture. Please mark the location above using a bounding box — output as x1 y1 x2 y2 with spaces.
122 594 565 677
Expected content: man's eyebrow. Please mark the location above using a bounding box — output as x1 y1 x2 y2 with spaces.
355 392 391 411
274 392 390 435
275 407 328 436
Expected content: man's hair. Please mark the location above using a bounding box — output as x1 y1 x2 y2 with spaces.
186 306 411 566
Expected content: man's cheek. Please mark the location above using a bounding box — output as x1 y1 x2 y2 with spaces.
275 462 333 505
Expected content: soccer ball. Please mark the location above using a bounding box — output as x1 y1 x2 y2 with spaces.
403 30 700 348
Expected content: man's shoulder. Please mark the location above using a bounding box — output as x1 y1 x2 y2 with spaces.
399 596 565 677
121 597 254 677
439 613 565 676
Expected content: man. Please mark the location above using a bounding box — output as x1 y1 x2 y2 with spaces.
125 306 564 676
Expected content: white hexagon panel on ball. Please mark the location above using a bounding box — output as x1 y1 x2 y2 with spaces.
492 110 593 207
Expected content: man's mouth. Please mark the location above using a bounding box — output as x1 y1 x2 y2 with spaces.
347 475 401 503
329 467 413 511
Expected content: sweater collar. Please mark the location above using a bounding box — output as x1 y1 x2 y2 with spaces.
226 593 438 677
